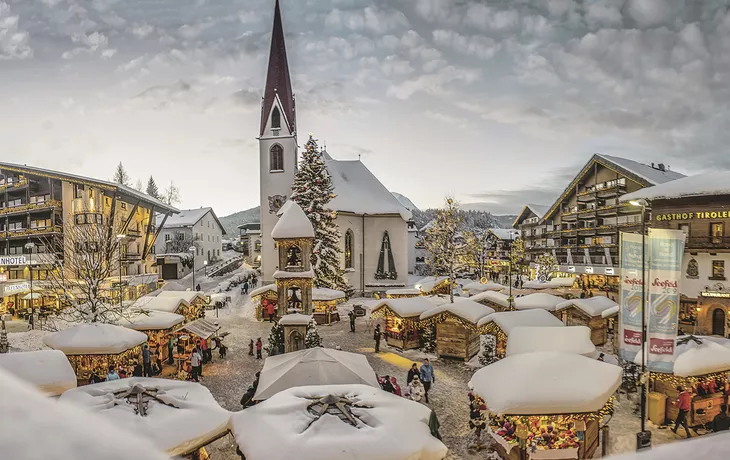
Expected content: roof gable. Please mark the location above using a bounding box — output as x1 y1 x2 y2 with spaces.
157 207 226 234
260 0 295 136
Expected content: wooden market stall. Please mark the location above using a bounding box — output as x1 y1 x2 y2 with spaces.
250 284 279 321
133 295 198 323
312 288 346 325
463 282 506 297
513 293 565 314
370 297 436 350
477 309 565 359
119 310 185 364
470 352 621 460
43 323 147 384
414 276 452 295
471 291 512 312
156 291 207 320
385 288 421 299
171 318 222 372
420 299 495 360
555 297 618 346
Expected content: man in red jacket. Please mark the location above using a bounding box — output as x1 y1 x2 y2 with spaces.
672 386 692 438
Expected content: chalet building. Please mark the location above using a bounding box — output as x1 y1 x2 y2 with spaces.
622 171 730 337
237 222 262 267
515 154 684 290
155 207 226 271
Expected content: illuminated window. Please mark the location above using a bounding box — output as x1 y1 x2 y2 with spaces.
345 229 353 269
270 145 284 171
712 260 725 280
711 222 724 244
271 107 281 129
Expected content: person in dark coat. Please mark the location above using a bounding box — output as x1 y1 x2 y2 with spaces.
407 363 419 385
196 283 201 291
132 360 143 377
88 370 104 384
240 386 256 408
142 343 152 377
713 404 730 432
243 281 249 295
348 309 356 332
248 339 254 356
373 324 381 353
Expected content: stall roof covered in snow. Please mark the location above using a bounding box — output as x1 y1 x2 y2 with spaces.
506 326 596 357
633 336 730 376
254 348 379 400
602 305 620 318
274 269 315 279
385 288 421 296
325 159 412 221
414 276 450 293
250 284 277 298
59 377 231 457
556 296 618 317
478 309 564 332
0 350 77 396
156 291 206 304
420 300 495 324
470 290 510 307
279 313 313 326
175 318 221 340
523 277 577 289
312 288 346 302
1 370 169 460
119 310 185 331
44 323 147 355
233 384 447 460
272 201 315 239
463 282 505 294
469 352 622 415
370 297 439 318
133 296 190 314
606 431 730 460
621 170 730 203
513 293 565 311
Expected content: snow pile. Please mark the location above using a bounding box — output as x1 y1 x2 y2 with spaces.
513 293 565 311
160 280 186 291
274 269 315 279
233 384 447 460
312 288 346 301
469 352 621 415
0 350 77 396
59 377 231 457
156 291 206 304
621 170 730 203
462 282 505 294
0 370 168 460
556 296 618 317
386 288 421 297
420 300 495 324
279 313 313 326
602 305 620 318
254 348 379 400
633 336 730 376
118 310 185 331
370 297 440 318
414 276 450 293
44 323 147 355
477 309 564 333
606 431 730 460
505 326 596 357
470 290 510 307
271 201 315 239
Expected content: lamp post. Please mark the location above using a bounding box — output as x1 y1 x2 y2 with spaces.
629 198 650 449
204 260 208 277
24 242 35 329
116 234 126 309
189 246 197 291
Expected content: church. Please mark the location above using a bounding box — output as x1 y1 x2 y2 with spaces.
257 0 411 294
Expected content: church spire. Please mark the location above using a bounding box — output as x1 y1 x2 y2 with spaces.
260 0 295 136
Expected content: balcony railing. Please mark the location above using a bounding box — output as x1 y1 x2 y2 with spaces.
0 178 28 192
0 199 61 216
686 236 730 249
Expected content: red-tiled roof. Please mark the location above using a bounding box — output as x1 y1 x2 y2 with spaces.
260 0 295 136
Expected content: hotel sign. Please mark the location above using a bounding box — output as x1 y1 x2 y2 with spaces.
700 291 730 298
1 282 31 297
656 211 730 221
0 256 28 266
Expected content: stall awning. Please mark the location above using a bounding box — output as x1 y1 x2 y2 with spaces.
174 318 220 339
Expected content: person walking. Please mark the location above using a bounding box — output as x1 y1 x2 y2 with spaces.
407 363 419 385
196 283 201 292
142 344 152 377
243 280 249 295
200 338 211 364
373 324 381 353
713 404 730 432
248 339 254 356
348 309 356 332
190 348 202 382
251 274 258 288
255 337 263 359
420 358 435 404
89 370 104 384
106 366 120 381
266 302 276 323
672 386 692 438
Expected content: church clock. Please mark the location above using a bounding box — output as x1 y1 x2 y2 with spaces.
268 194 287 214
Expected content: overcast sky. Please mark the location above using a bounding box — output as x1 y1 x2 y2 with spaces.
2 0 727 216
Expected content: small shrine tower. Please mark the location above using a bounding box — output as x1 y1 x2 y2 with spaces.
271 201 314 353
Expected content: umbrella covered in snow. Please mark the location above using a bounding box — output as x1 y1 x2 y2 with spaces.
254 347 379 400
233 384 448 460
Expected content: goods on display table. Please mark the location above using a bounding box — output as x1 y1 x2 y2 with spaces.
420 300 495 360
0 349 77 396
118 310 185 364
555 297 619 346
312 288 346 325
470 291 512 312
469 352 621 460
171 318 221 377
369 297 436 350
477 310 564 359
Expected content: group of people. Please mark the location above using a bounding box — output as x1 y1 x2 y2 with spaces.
88 344 161 384
239 273 258 295
249 338 264 359
378 359 436 404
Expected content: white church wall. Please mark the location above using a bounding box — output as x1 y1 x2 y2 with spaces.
408 230 417 274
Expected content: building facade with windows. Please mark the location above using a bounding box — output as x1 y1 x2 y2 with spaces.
155 207 226 271
237 222 261 267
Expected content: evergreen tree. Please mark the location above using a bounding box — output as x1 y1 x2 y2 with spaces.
113 162 130 186
265 322 284 356
305 320 322 348
535 253 559 281
420 324 436 354
146 176 160 199
478 335 497 366
290 135 350 293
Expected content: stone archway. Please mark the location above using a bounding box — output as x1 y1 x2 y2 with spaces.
713 308 726 336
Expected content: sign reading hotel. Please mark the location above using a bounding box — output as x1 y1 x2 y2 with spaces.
0 255 28 266
618 232 644 362
656 210 730 221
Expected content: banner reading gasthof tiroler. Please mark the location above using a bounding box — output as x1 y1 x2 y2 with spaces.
619 232 644 362
647 228 685 373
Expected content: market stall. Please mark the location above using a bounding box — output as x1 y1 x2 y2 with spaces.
0 349 77 396
312 288 346 325
420 300 495 360
133 296 196 323
505 326 596 358
477 310 565 359
469 352 621 460
555 297 618 346
59 377 231 459
233 384 448 460
250 284 279 321
385 288 422 298
471 291 512 312
43 323 147 384
513 293 565 313
369 297 435 350
169 318 221 372
414 276 452 295
156 291 207 320
463 282 506 296
118 310 185 364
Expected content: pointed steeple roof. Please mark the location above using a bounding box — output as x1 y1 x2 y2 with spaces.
260 0 295 136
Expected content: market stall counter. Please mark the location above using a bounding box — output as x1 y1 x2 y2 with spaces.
369 297 437 350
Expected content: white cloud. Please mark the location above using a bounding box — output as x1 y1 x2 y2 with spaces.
432 30 499 60
0 2 32 59
324 6 409 35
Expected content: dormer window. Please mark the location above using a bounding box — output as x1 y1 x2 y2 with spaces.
271 107 281 129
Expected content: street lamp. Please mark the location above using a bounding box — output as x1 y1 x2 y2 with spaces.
116 234 126 308
24 242 35 329
204 260 208 277
189 246 197 291
629 198 650 449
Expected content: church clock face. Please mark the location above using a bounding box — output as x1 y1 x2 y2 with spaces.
268 195 287 214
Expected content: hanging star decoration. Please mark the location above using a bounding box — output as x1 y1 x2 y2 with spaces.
111 383 175 417
676 335 703 347
303 394 373 430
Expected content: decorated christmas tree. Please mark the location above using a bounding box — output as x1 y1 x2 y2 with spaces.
290 135 351 294
265 322 284 356
305 320 322 348
478 335 497 366
420 324 436 354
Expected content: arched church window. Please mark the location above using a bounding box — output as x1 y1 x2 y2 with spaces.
344 230 353 269
271 106 281 129
375 231 397 280
270 144 284 172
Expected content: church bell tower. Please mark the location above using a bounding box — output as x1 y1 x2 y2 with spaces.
259 0 297 283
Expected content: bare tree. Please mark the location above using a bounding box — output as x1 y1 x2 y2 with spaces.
162 181 181 206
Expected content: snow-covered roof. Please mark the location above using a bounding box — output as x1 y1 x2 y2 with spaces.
633 336 730 377
271 201 315 239
469 352 622 415
44 323 147 355
470 290 510 307
463 282 505 294
232 384 447 460
156 207 226 234
420 300 495 324
506 326 596 357
156 291 206 304
176 318 221 340
602 305 620 318
478 309 564 333
527 203 550 219
425 294 470 305
414 276 450 293
253 348 379 400
118 310 185 331
59 378 231 457
513 293 565 312
606 431 730 460
621 170 730 203
250 284 277 298
278 313 313 326
0 350 77 396
556 296 618 317
523 277 577 290
386 288 421 296
391 192 418 212
274 269 315 279
1 370 169 460
370 297 439 318
597 154 686 185
325 159 412 220
312 287 346 301
133 296 191 314
490 228 521 240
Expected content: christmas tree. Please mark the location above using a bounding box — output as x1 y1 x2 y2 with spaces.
305 320 322 348
290 135 351 294
265 322 284 356
420 324 436 354
478 335 497 366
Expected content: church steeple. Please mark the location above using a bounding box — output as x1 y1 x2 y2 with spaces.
260 0 295 136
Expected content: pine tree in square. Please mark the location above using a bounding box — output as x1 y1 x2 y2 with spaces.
305 320 322 348
265 322 284 356
478 335 497 366
420 323 436 354
290 134 351 294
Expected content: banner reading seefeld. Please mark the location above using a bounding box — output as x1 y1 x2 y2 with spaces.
647 228 684 372
619 232 644 362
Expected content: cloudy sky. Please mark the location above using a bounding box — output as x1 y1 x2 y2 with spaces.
2 0 728 216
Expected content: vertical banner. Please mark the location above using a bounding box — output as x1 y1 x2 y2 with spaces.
619 232 644 362
647 228 684 372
